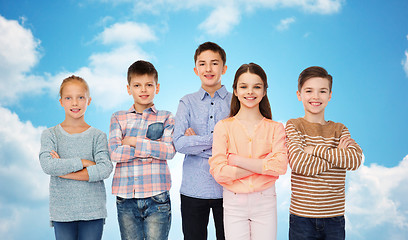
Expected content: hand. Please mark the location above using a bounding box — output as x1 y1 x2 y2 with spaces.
304 146 314 155
50 150 60 159
81 159 96 168
184 128 196 136
122 136 137 146
338 137 355 149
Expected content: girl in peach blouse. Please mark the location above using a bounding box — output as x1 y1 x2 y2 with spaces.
209 63 288 240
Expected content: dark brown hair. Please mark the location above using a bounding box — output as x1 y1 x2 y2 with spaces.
127 60 158 85
59 75 90 97
194 42 226 66
230 63 272 119
298 66 333 92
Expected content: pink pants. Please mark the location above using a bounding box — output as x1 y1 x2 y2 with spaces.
223 185 277 240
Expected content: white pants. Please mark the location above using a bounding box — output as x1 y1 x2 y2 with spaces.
223 186 277 240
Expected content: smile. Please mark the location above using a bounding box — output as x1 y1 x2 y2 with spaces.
310 102 321 106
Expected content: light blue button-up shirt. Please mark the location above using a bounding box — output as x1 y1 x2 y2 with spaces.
174 86 232 199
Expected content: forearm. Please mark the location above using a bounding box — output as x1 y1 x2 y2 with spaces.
173 134 213 155
231 156 263 174
60 168 89 181
39 155 84 176
313 144 363 170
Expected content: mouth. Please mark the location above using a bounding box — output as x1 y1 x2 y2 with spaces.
309 102 322 106
245 96 256 100
139 95 150 99
70 108 80 113
204 74 215 79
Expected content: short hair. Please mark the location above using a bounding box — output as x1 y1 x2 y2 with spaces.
298 66 333 92
194 42 226 66
230 63 272 119
59 75 90 97
127 60 158 85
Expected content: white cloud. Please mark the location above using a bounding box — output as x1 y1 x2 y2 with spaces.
1 15 156 110
403 50 408 77
97 0 343 37
0 106 48 200
276 17 296 31
0 15 48 105
346 155 408 235
96 22 157 45
199 4 241 36
403 35 408 77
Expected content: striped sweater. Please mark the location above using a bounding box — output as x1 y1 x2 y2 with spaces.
285 118 363 218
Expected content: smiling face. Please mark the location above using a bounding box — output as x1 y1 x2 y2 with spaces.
234 72 266 110
297 77 332 121
127 74 160 113
194 50 227 95
59 80 91 121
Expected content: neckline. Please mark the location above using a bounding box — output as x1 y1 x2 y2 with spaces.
58 124 92 136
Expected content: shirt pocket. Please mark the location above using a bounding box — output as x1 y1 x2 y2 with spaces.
146 122 164 140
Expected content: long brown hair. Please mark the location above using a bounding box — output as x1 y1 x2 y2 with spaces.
229 63 272 119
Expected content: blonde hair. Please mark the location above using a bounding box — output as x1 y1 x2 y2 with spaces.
59 75 90 97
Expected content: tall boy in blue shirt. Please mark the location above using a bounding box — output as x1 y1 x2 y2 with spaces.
173 42 231 240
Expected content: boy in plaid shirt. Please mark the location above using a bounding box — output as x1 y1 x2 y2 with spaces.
108 60 176 240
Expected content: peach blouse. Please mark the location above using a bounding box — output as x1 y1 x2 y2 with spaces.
209 117 288 193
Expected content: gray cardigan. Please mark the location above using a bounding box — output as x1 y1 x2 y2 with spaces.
39 125 113 223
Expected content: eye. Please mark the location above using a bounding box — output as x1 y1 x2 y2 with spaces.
320 90 327 93
254 86 261 89
65 97 71 100
212 62 219 66
148 84 153 87
133 84 139 87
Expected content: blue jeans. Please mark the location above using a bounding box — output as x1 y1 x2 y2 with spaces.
117 191 171 240
53 219 104 240
289 214 345 240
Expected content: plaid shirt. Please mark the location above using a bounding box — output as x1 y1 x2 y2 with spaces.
108 105 175 198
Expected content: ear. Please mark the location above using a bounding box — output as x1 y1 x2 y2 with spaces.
155 83 160 94
87 97 92 106
233 88 238 97
194 67 199 76
222 65 228 75
328 91 332 102
127 85 131 95
59 98 63 106
296 90 301 101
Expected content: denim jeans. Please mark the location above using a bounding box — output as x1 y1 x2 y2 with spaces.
53 219 104 240
180 194 225 240
117 191 171 240
289 214 345 240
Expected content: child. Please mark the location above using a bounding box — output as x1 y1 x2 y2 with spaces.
39 75 113 240
173 41 231 240
108 60 176 240
285 66 363 240
209 63 288 240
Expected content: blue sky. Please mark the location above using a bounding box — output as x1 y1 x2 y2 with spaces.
0 0 407 239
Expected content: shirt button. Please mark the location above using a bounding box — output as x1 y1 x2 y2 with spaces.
211 102 214 105
249 138 252 142
210 116 213 119
211 131 213 133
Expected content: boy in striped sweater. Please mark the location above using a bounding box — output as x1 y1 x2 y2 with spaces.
285 66 363 240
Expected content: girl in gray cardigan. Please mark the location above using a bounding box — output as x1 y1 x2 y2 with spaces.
39 75 113 240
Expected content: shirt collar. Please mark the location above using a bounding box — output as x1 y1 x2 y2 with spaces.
199 85 228 100
127 104 158 114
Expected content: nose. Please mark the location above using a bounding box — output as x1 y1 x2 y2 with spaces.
205 64 211 72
